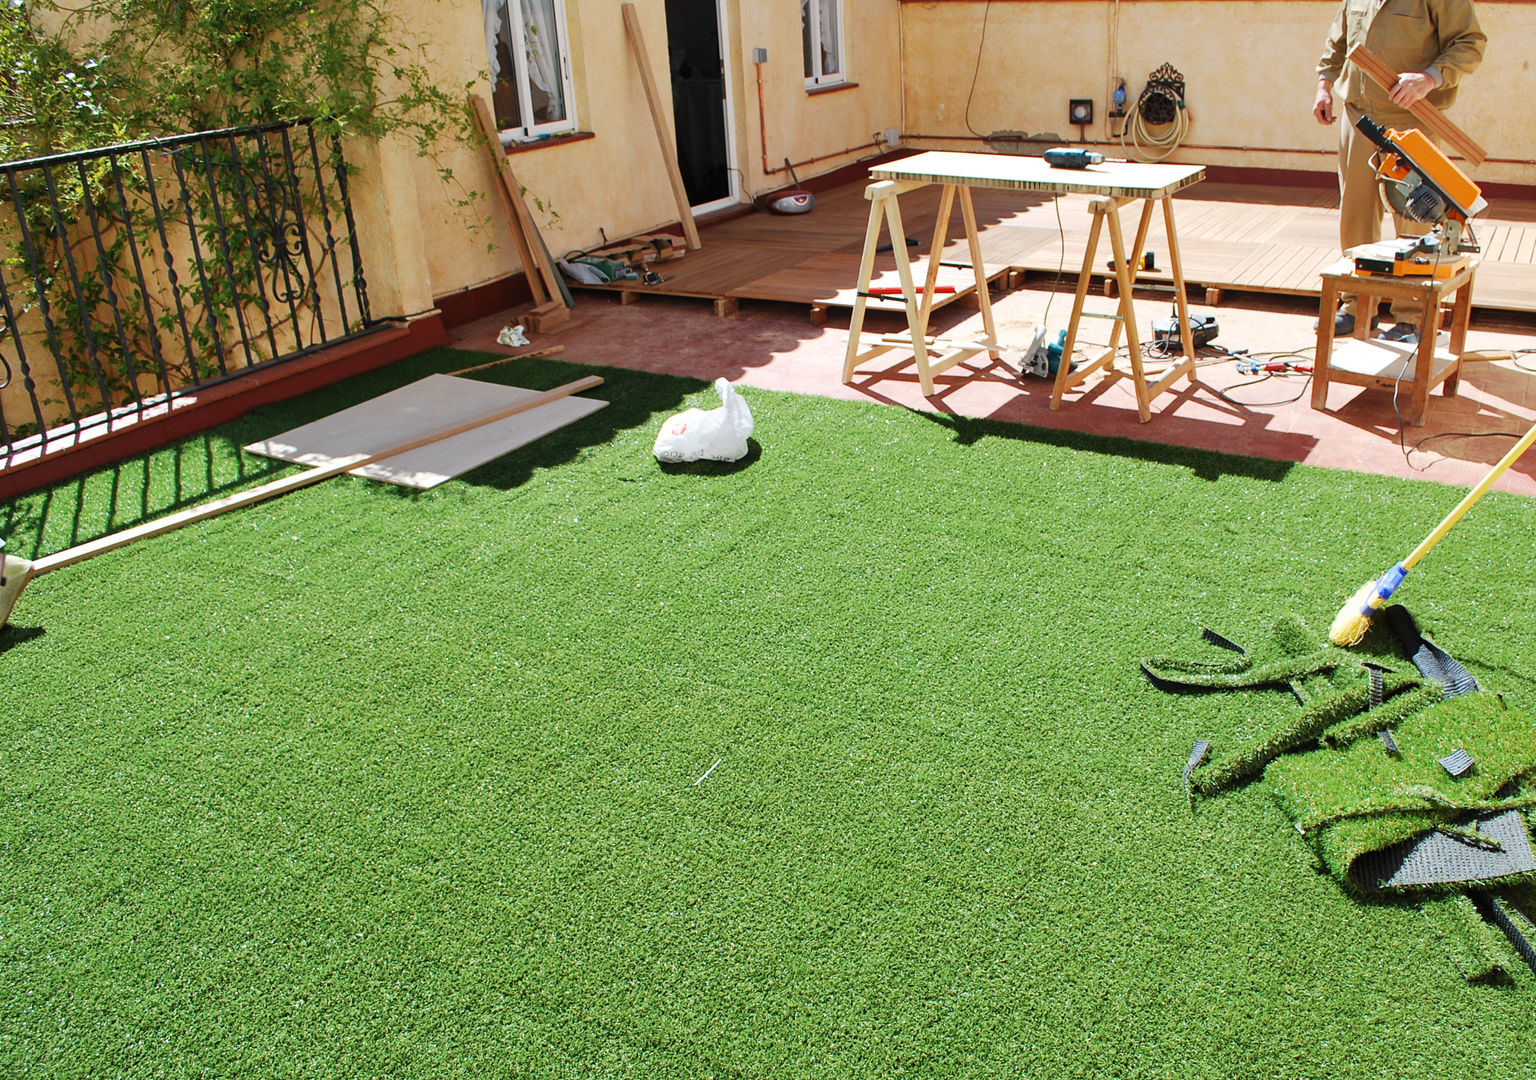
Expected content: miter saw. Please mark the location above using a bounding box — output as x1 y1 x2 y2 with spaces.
1350 114 1487 278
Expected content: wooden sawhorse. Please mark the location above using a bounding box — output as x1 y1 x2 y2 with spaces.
1052 194 1199 422
840 152 1207 418
840 178 1001 397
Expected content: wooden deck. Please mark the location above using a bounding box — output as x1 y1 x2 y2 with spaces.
572 172 1536 319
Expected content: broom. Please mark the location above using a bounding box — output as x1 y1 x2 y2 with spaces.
1330 418 1536 646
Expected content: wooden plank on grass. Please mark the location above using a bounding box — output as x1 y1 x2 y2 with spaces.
33 377 605 575
245 374 607 489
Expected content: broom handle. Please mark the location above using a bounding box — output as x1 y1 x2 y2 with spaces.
31 375 603 577
1402 418 1536 572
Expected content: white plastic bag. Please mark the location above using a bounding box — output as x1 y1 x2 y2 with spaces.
652 378 754 463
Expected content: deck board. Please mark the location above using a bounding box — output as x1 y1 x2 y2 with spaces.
568 167 1536 317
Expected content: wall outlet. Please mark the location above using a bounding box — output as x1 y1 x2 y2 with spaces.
882 127 899 147
752 47 767 63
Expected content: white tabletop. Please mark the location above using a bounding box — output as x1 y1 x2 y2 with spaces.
870 151 1205 200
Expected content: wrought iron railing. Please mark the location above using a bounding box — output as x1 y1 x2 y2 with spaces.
0 119 377 456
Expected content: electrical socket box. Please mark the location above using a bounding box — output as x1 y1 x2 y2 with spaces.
1069 99 1094 126
752 47 767 63
882 127 899 147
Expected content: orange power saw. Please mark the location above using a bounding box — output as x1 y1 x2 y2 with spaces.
1354 114 1486 269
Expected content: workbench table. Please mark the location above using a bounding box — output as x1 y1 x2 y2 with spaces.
1312 256 1476 426
840 151 1206 421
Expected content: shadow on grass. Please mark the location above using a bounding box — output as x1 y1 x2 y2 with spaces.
656 440 762 476
0 623 45 651
1 348 710 561
914 406 1299 483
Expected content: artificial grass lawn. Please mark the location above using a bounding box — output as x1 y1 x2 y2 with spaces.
3 348 1535 1078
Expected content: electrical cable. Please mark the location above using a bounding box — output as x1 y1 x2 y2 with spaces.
1386 236 1447 463
1040 194 1067 331
963 1 997 140
1208 372 1316 409
1405 429 1535 474
1106 0 1123 140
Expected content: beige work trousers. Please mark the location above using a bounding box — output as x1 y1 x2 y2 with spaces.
1337 101 1441 326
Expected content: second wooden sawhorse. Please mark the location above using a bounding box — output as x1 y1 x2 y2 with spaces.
841 151 1207 421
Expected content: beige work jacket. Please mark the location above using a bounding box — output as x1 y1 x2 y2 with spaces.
1317 0 1486 111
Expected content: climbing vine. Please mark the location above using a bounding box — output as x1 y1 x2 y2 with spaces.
1 0 468 158
0 0 479 441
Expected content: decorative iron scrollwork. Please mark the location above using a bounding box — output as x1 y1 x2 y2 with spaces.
251 171 311 312
257 218 308 306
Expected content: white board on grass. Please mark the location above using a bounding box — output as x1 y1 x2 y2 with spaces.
243 374 607 489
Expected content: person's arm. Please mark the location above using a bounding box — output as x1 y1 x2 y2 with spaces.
1387 72 1436 109
1387 0 1486 108
1314 5 1346 124
1425 0 1487 91
1314 77 1336 125
1316 5 1347 85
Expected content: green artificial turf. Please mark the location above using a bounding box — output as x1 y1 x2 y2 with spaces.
3 348 1535 1079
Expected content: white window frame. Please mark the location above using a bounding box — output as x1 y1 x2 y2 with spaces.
801 0 845 90
484 0 577 142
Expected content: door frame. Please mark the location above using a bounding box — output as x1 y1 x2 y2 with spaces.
687 0 739 215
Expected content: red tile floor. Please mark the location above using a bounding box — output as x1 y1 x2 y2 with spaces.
449 282 1536 497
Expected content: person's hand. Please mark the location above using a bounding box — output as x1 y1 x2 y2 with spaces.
1389 72 1435 108
1313 80 1335 125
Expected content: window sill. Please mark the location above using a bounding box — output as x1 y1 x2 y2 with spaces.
505 130 594 155
807 81 858 97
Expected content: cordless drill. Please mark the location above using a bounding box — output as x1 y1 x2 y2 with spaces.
1043 147 1104 169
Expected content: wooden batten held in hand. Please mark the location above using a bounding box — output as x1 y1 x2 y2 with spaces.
1346 44 1487 167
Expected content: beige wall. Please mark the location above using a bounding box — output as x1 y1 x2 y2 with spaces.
899 1 1531 185
391 0 905 311
387 0 1528 315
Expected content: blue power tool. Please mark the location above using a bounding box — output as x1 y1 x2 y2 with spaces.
1043 147 1104 169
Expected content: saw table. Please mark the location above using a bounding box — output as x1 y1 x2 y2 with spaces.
1312 255 1478 426
840 151 1206 421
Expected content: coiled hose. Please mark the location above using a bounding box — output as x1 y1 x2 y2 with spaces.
1124 78 1190 162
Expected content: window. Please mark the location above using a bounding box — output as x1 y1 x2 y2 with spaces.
801 0 844 89
483 0 575 140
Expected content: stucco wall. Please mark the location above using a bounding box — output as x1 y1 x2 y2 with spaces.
396 0 904 309
899 1 1531 185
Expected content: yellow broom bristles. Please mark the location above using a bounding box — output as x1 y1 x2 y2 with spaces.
1329 579 1380 646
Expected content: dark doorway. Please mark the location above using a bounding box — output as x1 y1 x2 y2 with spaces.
664 0 731 208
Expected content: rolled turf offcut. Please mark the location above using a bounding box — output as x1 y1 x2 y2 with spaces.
1268 692 1536 894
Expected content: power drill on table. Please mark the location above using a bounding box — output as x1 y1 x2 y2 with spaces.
1043 147 1104 169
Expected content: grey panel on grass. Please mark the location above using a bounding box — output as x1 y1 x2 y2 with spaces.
245 374 607 489
1349 809 1536 892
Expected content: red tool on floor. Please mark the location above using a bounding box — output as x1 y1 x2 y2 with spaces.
865 286 956 296
1237 358 1311 375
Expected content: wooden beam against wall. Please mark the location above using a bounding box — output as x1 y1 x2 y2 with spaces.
621 2 703 251
468 92 572 329
468 93 549 305
1347 44 1487 167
